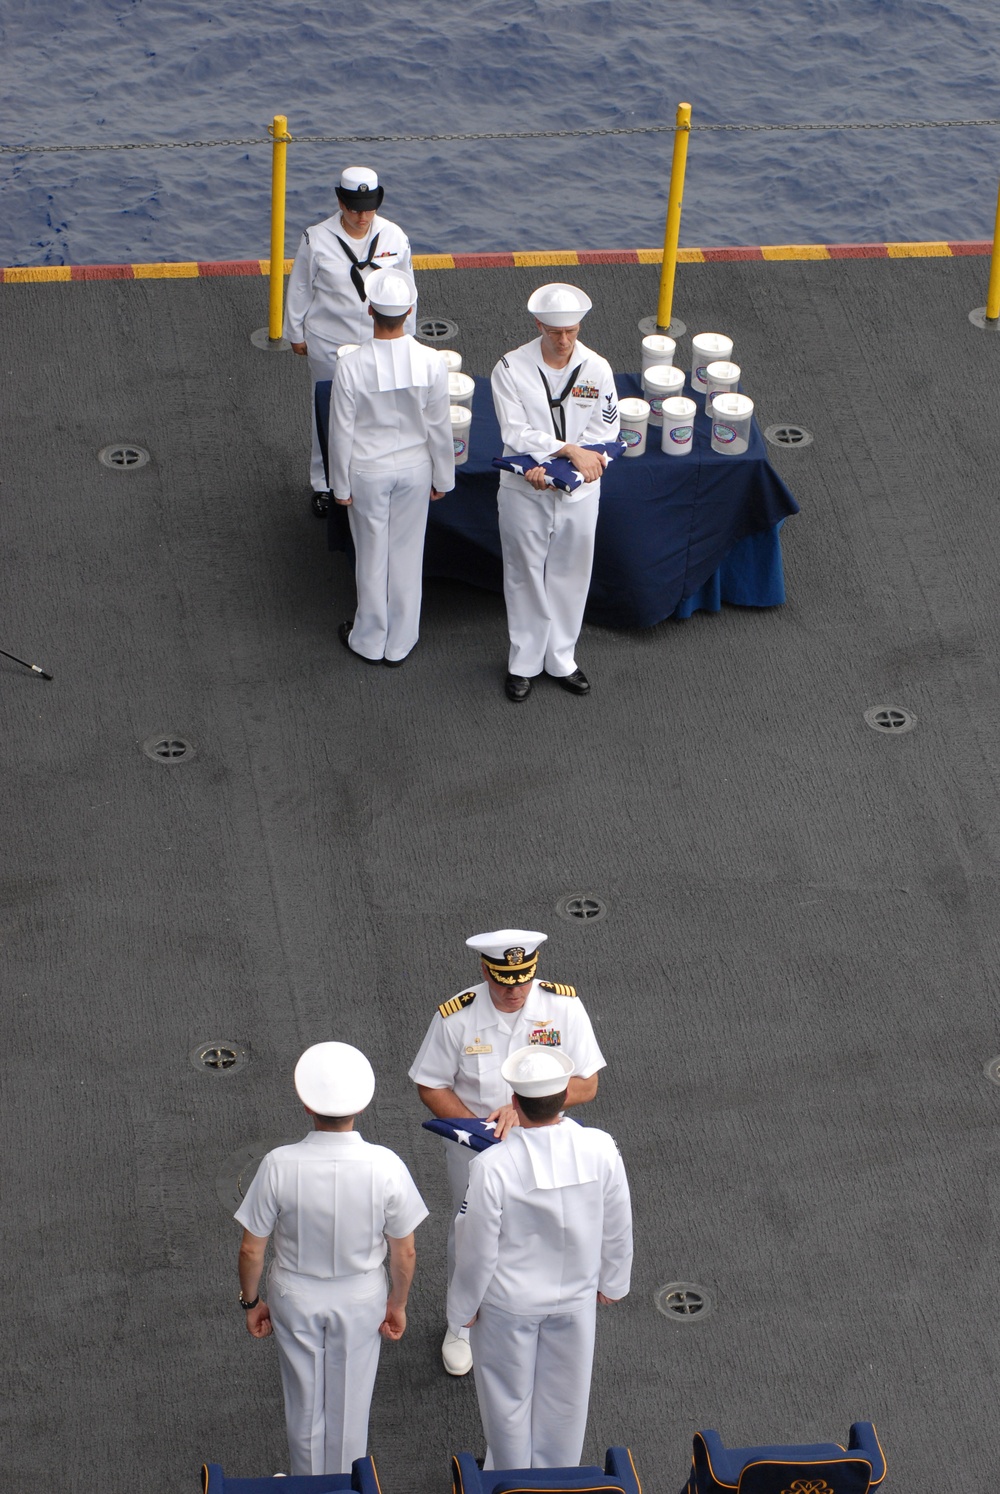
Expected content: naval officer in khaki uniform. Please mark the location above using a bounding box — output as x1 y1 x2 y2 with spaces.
408 929 606 1376
448 1047 633 1469
236 1042 428 1475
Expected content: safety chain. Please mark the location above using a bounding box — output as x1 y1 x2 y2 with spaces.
4 117 1000 154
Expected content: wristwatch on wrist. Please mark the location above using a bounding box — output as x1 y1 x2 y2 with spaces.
239 1292 260 1310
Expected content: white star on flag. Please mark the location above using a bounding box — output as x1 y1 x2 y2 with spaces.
454 1128 472 1145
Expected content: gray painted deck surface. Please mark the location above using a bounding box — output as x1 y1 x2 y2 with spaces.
2 253 999 1492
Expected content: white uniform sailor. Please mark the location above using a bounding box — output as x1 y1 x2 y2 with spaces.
408 929 606 1377
284 166 414 516
331 268 455 665
491 283 620 702
448 1046 633 1470
235 1042 428 1475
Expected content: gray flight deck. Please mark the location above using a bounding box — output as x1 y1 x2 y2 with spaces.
3 248 1000 1493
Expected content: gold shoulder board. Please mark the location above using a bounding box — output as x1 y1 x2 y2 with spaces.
438 990 478 1018
538 980 577 997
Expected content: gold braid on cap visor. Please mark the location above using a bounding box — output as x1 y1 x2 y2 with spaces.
482 951 540 986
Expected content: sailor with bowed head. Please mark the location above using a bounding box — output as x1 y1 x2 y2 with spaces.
448 1045 633 1469
284 166 414 516
491 283 620 702
331 267 454 666
235 1042 428 1475
409 928 606 1377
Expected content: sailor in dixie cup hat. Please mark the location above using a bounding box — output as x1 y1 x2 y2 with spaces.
490 283 620 703
330 266 455 666
234 1042 428 1476
447 1044 633 1470
283 165 414 516
408 928 607 1376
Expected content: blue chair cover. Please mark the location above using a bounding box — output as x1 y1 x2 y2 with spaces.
685 1422 885 1494
452 1446 642 1494
202 1453 382 1494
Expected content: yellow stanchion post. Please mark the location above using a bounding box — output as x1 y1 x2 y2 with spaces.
268 114 290 343
986 180 1000 322
656 102 692 333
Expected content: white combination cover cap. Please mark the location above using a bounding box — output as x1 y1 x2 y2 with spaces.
526 283 593 327
339 165 379 194
466 929 548 961
501 1045 575 1097
366 269 416 314
294 1041 375 1115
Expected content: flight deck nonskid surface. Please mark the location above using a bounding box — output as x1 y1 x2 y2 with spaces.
2 254 999 1491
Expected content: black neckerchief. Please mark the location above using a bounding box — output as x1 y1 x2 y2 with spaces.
538 361 582 441
335 230 381 302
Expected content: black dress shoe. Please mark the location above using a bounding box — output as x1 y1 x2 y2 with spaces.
311 490 331 517
505 674 532 702
338 621 382 664
383 653 409 668
554 668 590 695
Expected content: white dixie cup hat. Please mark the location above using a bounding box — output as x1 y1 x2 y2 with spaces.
366 268 417 315
526 282 593 328
501 1045 576 1098
294 1041 376 1115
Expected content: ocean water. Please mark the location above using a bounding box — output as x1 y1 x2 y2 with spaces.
3 0 1000 266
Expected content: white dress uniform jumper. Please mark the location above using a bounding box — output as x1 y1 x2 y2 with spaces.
235 1131 428 1476
331 335 455 661
447 1117 633 1469
491 339 620 677
408 979 606 1342
283 213 413 493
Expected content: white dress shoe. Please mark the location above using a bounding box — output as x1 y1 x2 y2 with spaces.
442 1328 473 1376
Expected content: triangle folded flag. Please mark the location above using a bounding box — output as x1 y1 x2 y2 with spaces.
492 439 627 493
422 1116 503 1152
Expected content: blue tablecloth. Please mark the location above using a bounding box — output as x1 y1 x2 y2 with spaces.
317 372 799 630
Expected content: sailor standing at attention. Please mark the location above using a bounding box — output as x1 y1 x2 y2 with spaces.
448 1046 633 1469
408 929 606 1377
235 1042 428 1476
331 268 454 666
284 166 414 517
490 283 619 702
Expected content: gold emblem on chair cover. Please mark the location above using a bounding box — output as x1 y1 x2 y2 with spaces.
782 1481 835 1494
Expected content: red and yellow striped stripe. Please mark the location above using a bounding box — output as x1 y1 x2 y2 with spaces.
1 240 993 282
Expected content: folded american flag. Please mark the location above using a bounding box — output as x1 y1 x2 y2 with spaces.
493 439 627 493
422 1116 503 1152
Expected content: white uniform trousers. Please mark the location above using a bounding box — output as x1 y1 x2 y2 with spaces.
267 1262 386 1476
307 345 341 492
445 1142 476 1344
470 1300 597 1469
346 460 432 662
497 485 600 678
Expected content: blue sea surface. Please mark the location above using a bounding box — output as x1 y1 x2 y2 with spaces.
3 0 1000 265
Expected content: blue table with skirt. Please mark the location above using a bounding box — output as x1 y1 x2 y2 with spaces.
316 373 799 630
